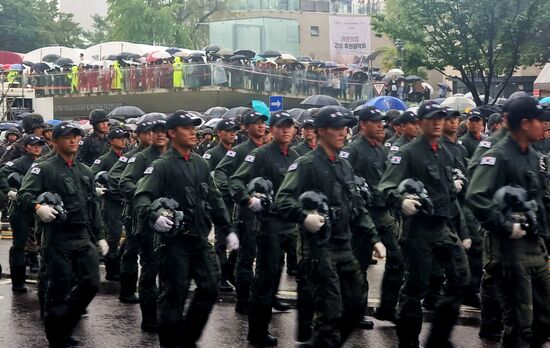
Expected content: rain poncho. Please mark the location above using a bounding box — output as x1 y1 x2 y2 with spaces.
111 61 123 90
68 66 79 93
172 56 184 88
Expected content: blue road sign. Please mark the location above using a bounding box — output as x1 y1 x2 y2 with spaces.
269 95 283 112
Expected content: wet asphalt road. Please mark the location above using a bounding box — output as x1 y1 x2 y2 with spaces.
0 239 541 348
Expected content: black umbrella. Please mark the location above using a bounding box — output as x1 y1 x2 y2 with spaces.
33 62 52 72
352 71 369 82
204 106 229 119
348 99 369 110
222 107 253 121
228 55 250 63
203 45 222 53
166 47 181 56
437 82 451 89
136 112 167 123
309 60 325 68
477 105 501 119
54 58 74 67
105 54 119 61
288 108 311 124
42 54 61 63
405 75 422 83
23 61 35 68
108 106 145 121
188 52 205 63
234 50 256 59
300 95 342 108
259 50 281 58
118 52 141 61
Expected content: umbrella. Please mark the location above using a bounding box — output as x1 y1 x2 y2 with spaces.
348 99 369 111
222 107 253 121
54 58 74 67
228 55 250 63
47 119 62 126
432 98 446 104
42 54 61 63
440 96 476 112
405 75 422 83
387 68 405 77
539 97 550 105
105 54 119 61
203 45 222 53
204 118 223 129
494 98 508 106
323 61 338 68
234 50 256 59
421 82 434 93
173 51 189 58
437 82 451 90
300 95 342 108
217 48 234 57
363 96 408 112
152 51 172 60
23 61 35 67
309 60 325 68
352 71 368 81
331 65 349 72
259 50 281 58
204 106 229 119
108 106 145 121
477 105 502 119
33 62 52 72
275 54 297 65
252 100 270 118
188 52 206 63
166 47 181 56
297 56 313 63
118 52 141 61
0 122 20 131
288 108 311 124
136 112 167 124
9 64 24 71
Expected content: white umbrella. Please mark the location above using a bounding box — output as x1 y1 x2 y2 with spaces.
387 68 405 77
151 51 172 60
275 54 297 65
421 82 434 93
441 96 477 112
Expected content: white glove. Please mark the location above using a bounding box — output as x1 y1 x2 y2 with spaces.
95 187 107 196
36 204 58 223
7 190 17 201
154 216 174 232
303 213 325 233
372 242 387 259
248 196 263 213
401 196 421 216
97 239 109 256
462 238 472 250
226 232 240 252
510 223 527 239
454 180 464 193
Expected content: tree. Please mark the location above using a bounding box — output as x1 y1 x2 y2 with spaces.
106 0 232 49
373 0 550 105
0 0 83 52
83 15 112 45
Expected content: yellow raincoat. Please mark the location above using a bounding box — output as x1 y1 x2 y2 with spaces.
172 56 184 88
111 61 123 90
68 65 79 93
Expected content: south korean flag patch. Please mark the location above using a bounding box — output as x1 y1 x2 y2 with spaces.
480 156 496 166
128 157 137 163
93 159 101 165
390 156 402 165
288 163 298 172
5 161 14 167
339 151 349 159
390 145 399 152
30 167 41 175
203 153 211 160
119 156 128 163
226 150 236 158
78 140 84 146
244 155 255 163
144 166 154 175
479 141 491 148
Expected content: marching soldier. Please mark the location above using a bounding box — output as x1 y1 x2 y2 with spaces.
291 118 317 156
276 106 385 347
0 113 45 165
378 101 471 348
77 109 110 166
134 111 235 347
386 111 419 158
466 97 550 348
17 122 108 348
459 109 485 158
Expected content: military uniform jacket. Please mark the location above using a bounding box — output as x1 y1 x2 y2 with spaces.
230 141 299 234
275 147 379 243
203 142 230 171
77 132 109 167
378 135 457 218
387 135 412 159
214 139 259 202
0 154 35 209
466 135 549 239
107 145 146 199
16 154 105 239
120 146 164 201
467 128 508 177
134 147 230 239
441 136 469 174
291 140 315 157
340 136 387 208
459 132 480 158
91 149 124 201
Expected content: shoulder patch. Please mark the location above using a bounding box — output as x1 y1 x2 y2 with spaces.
384 142 392 148
78 140 84 146
480 156 496 166
144 166 154 175
458 140 463 145
30 163 38 168
203 153 211 160
244 155 255 163
288 163 298 172
93 159 101 165
30 167 41 175
390 156 402 165
479 141 491 148
339 151 349 159
128 157 136 163
119 156 128 163
390 145 399 152
226 150 236 158
6 146 11 150
5 161 14 167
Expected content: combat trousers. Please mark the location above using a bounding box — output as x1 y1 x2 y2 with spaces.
42 228 100 346
137 228 158 305
480 231 504 336
156 234 218 347
302 236 366 348
234 208 257 308
499 236 550 348
396 215 470 348
120 211 139 275
102 197 123 278
9 209 35 287
214 224 237 285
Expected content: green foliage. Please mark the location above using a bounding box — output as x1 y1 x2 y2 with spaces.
0 0 83 52
373 0 550 105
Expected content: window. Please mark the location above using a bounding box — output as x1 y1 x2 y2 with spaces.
310 26 320 37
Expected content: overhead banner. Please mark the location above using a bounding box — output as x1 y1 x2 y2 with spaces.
329 15 371 64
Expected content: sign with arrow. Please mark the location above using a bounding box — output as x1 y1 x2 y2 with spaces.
269 95 283 112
